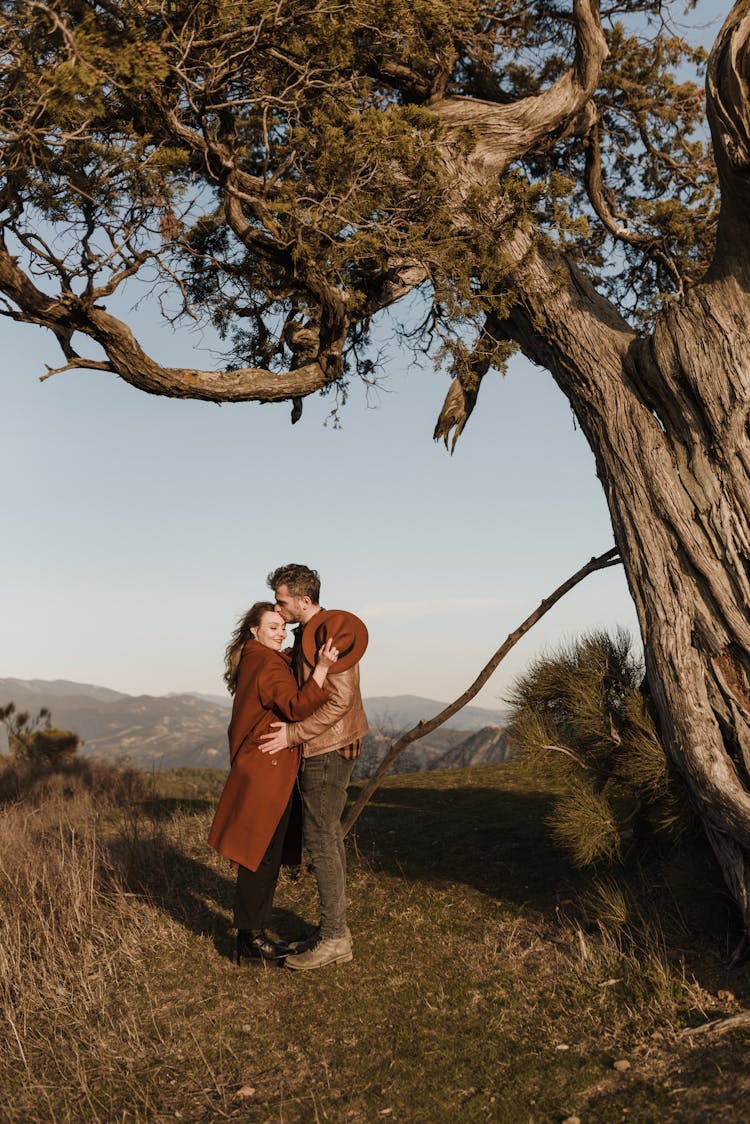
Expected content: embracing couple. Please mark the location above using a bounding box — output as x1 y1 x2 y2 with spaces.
208 563 368 971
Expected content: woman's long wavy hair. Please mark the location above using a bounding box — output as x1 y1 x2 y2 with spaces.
224 601 276 695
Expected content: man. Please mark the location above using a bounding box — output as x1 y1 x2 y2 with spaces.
262 563 369 970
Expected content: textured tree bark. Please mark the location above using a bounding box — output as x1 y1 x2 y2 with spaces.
628 284 750 921
528 273 750 926
437 223 750 928
432 0 607 184
485 0 750 922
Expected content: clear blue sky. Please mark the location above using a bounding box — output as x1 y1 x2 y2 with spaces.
4 1 723 711
2 299 637 710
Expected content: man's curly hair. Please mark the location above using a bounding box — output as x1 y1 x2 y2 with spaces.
266 563 321 603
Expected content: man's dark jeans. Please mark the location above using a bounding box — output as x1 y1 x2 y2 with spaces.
299 751 355 940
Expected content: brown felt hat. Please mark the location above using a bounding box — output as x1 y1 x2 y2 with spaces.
301 609 369 673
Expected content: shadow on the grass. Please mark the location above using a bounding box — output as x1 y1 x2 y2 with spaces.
346 776 748 1006
105 834 232 948
347 781 577 910
347 778 734 931
106 768 738 986
105 830 311 961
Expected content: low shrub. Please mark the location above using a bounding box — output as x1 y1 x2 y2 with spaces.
0 754 149 809
506 629 697 867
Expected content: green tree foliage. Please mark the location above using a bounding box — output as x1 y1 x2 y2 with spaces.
0 0 716 393
506 630 695 867
0 702 81 766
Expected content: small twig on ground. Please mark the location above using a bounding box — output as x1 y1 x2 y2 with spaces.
342 546 622 836
681 1012 750 1038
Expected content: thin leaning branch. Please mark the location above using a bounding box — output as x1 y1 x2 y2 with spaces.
342 545 622 837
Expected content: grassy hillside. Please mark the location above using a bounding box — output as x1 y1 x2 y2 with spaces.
1 759 748 1122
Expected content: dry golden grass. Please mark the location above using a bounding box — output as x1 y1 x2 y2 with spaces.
0 760 747 1122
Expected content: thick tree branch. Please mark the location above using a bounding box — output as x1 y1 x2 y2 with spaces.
342 546 622 836
0 235 331 399
78 306 334 401
433 0 608 186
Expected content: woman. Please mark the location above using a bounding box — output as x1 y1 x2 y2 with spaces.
208 601 338 964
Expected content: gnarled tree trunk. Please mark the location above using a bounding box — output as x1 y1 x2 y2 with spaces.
528 275 750 923
495 3 750 924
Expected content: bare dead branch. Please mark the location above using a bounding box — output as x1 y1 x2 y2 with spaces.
40 357 115 381
342 545 622 836
433 314 506 451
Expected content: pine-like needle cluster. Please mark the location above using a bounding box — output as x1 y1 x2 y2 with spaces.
506 629 694 867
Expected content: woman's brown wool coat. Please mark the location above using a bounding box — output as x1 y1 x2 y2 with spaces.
208 640 327 872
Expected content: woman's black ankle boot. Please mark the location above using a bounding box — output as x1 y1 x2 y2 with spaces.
236 930 290 965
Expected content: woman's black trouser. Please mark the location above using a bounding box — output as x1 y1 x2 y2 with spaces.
233 791 293 932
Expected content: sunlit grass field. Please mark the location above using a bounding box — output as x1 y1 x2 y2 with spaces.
1 758 748 1121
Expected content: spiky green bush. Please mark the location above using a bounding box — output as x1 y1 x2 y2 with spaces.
506 629 695 867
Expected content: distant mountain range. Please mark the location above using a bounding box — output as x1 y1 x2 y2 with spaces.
361 694 508 730
0 677 511 775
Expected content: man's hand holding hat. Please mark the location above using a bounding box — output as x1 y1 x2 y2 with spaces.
300 609 368 673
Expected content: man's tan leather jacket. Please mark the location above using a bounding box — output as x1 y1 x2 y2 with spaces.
286 662 369 758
